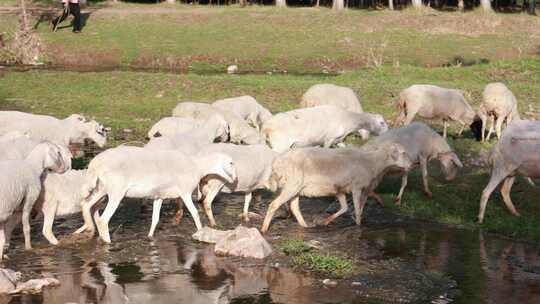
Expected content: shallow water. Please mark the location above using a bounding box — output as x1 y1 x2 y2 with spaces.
1 197 539 304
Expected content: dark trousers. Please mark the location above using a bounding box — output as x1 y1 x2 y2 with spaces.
53 3 81 32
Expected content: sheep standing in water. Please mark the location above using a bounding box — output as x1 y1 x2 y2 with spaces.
0 142 69 259
260 143 412 233
76 146 236 243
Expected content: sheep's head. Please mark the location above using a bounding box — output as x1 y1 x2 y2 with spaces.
84 120 108 148
41 142 70 173
366 113 388 136
438 151 463 181
387 143 413 171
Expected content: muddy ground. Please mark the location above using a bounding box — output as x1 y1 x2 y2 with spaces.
1 190 539 304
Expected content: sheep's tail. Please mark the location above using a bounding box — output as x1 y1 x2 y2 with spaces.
81 168 99 200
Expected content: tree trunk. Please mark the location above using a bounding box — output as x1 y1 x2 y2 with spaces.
480 0 492 11
276 0 286 7
389 0 394 9
166 0 175 3
458 0 464 10
529 0 536 15
411 0 423 9
316 0 320 6
333 0 345 10
19 0 30 32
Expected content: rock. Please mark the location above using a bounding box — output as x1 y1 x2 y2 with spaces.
322 279 337 287
0 269 21 293
10 278 60 294
192 227 230 243
227 65 238 74
215 226 273 259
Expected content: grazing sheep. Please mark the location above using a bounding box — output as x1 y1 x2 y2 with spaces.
364 122 463 204
0 142 69 260
300 84 363 113
260 143 413 233
76 146 237 243
0 111 107 148
172 102 263 145
147 116 229 141
261 105 388 153
395 85 476 138
212 96 273 131
196 143 278 226
478 82 521 142
478 120 540 223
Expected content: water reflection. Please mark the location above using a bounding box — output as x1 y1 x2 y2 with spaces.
362 224 540 304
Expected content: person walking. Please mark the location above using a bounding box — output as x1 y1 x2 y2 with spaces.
52 0 82 33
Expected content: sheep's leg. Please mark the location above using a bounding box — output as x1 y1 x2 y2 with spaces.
442 120 448 139
500 176 520 217
94 191 125 243
320 193 348 226
148 199 163 238
22 192 39 250
75 188 106 235
457 121 466 137
420 157 432 198
395 173 409 205
42 206 59 245
261 189 298 233
3 213 20 248
175 198 184 225
242 192 253 223
352 188 365 225
180 194 202 231
486 115 495 142
289 196 309 227
369 191 384 206
0 223 4 261
495 115 505 140
202 183 224 227
478 170 508 223
480 113 487 142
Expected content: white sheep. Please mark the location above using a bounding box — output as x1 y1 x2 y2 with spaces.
147 116 229 141
395 85 476 138
195 143 278 226
0 134 72 164
172 102 263 145
261 105 388 153
212 96 273 131
0 111 107 148
478 120 540 223
0 142 69 260
260 143 412 233
300 84 363 113
144 115 228 154
2 170 89 246
364 122 463 204
478 82 521 142
75 146 237 243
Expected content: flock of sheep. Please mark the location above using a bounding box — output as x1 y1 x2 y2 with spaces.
0 81 537 260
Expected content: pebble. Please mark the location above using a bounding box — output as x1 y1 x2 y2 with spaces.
322 279 337 287
227 65 238 74
123 129 133 133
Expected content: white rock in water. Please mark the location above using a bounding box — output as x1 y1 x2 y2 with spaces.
215 226 273 259
227 65 238 74
10 277 60 294
192 227 230 243
0 269 21 294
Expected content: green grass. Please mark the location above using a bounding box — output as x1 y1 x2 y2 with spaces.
279 238 354 277
1 4 539 72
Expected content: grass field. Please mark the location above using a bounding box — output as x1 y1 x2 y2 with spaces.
1 4 540 242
